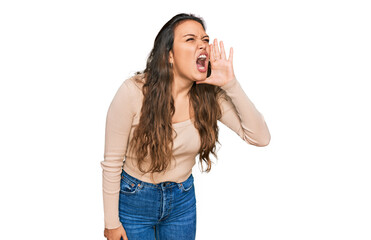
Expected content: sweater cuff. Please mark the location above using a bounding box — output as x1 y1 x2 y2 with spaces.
105 219 122 229
220 78 238 91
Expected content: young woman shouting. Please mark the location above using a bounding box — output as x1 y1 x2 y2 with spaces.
101 13 270 240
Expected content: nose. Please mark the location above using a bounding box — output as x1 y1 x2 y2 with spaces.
197 39 207 49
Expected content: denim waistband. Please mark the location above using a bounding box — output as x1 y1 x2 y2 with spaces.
121 168 194 190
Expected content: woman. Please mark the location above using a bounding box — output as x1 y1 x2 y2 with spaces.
101 13 270 240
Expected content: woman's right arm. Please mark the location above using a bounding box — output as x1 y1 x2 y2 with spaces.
100 79 135 237
104 225 128 240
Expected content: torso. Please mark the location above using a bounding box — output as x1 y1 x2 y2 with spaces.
133 73 195 124
172 97 194 124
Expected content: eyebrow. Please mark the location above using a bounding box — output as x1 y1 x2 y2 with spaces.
183 34 209 39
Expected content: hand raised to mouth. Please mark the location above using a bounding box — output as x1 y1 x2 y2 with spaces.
196 38 236 87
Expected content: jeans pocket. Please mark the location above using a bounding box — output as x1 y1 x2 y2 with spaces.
120 176 141 195
179 176 194 193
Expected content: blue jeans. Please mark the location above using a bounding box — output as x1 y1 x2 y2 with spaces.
119 168 197 240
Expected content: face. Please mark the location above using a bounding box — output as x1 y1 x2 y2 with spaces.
169 20 210 82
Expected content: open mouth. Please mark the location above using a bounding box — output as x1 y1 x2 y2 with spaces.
196 53 208 73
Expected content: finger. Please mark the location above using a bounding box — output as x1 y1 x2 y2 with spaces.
209 44 215 62
220 41 226 60
122 233 128 240
213 39 220 59
228 47 233 63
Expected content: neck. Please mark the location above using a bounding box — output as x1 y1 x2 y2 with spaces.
171 75 193 100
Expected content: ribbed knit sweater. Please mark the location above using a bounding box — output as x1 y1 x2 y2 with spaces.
101 74 270 229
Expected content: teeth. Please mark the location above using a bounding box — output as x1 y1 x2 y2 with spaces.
198 54 207 59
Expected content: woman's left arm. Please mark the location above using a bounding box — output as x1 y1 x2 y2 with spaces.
218 77 271 146
196 39 270 146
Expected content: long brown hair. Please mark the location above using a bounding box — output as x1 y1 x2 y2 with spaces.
128 13 229 178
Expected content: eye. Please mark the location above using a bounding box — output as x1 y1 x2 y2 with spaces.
186 38 194 42
204 39 210 43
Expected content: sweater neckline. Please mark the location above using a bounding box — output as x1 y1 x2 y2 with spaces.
172 118 194 127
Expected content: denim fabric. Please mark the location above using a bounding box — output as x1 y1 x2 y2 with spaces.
119 168 197 240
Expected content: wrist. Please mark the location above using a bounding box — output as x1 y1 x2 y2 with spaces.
220 77 237 90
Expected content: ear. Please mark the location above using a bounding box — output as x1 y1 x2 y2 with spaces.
168 50 174 64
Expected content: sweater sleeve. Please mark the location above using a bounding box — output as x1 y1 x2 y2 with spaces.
218 78 270 146
100 79 135 229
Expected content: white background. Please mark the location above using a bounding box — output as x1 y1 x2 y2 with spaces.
1 0 370 239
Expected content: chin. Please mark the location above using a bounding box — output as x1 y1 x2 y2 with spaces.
193 71 208 82
192 76 205 83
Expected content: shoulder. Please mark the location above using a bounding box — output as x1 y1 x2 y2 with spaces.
113 73 145 113
124 73 145 92
109 74 145 115
111 73 145 104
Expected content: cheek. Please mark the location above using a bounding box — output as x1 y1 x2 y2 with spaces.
205 45 210 58
174 46 194 66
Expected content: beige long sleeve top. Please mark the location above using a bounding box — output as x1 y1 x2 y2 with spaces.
101 74 270 229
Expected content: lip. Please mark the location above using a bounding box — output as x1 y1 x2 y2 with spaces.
197 51 209 60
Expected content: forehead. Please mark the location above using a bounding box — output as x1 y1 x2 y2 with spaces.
173 20 206 37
